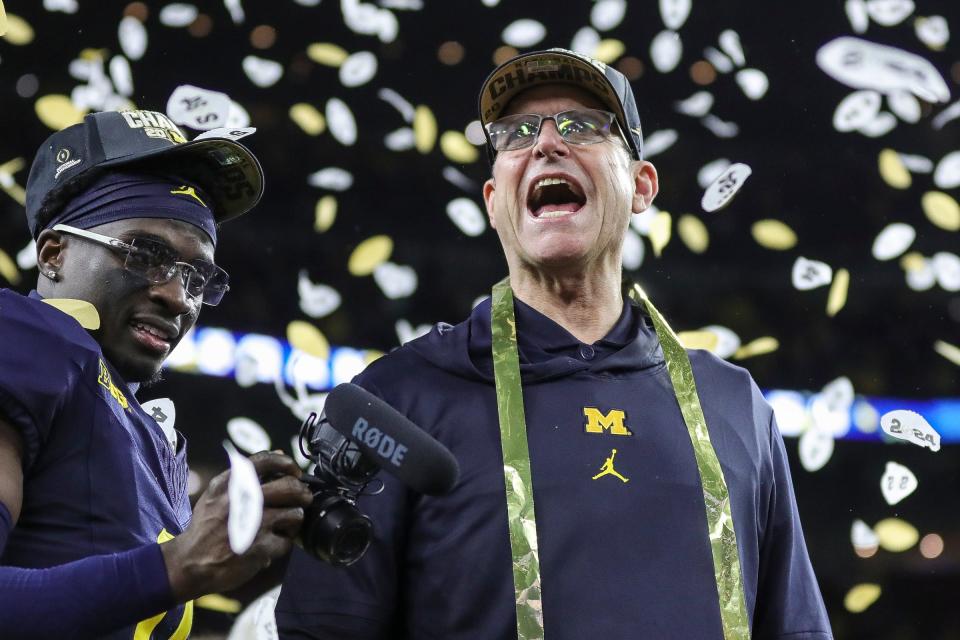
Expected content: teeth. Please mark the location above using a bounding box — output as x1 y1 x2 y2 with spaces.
538 210 575 219
535 177 569 189
134 322 169 340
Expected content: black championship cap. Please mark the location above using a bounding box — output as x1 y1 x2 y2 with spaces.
478 48 644 163
25 109 264 237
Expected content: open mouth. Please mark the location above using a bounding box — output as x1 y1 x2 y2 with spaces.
129 318 177 355
527 175 586 219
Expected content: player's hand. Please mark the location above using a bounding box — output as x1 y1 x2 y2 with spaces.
160 451 314 602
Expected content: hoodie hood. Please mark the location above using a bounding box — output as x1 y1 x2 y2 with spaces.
408 294 664 384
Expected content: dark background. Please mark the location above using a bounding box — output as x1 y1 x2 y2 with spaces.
1 1 958 637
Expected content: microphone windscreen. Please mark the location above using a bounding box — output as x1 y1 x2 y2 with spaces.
324 383 460 496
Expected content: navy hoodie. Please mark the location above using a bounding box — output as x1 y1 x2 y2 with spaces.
277 296 832 639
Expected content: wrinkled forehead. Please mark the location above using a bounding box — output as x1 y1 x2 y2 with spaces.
502 84 608 117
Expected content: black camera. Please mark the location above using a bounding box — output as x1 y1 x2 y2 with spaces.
297 411 383 567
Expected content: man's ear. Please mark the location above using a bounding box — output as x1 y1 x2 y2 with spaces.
483 177 497 229
36 229 66 274
631 161 659 213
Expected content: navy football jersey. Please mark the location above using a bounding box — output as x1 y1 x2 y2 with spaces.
277 297 832 639
0 289 193 639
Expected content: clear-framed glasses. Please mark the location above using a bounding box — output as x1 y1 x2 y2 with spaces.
52 223 230 306
485 108 626 153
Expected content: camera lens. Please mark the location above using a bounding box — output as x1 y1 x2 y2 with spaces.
302 495 373 567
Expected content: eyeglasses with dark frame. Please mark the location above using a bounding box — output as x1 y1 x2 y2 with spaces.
485 108 629 154
52 223 230 306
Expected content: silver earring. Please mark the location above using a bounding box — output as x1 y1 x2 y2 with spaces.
43 270 58 281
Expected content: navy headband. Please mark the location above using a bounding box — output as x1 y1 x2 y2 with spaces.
46 171 218 245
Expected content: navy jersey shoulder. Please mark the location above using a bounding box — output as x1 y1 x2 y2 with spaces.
0 289 193 640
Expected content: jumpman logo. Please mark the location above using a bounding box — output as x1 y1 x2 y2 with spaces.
592 448 629 483
170 185 206 207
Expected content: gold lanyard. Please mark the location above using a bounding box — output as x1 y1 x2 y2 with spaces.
490 278 750 639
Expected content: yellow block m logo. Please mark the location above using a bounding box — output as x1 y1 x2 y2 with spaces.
583 407 633 436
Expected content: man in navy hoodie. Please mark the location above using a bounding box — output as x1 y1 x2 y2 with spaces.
277 49 832 639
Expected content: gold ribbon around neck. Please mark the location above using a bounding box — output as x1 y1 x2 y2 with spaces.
490 278 749 639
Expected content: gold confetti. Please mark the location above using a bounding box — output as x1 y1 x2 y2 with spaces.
0 2 7 37
899 251 926 272
348 235 393 276
751 219 797 250
922 191 960 231
649 211 672 257
306 43 349 67
314 195 337 232
439 131 478 164
934 340 960 367
844 584 882 614
42 299 101 330
364 349 385 366
286 320 329 360
594 39 626 63
677 330 718 351
0 249 20 285
0 156 27 203
1 13 33 45
35 95 86 131
195 593 242 614
826 268 849 317
734 336 779 360
878 149 911 189
874 517 919 552
290 103 326 136
413 105 437 154
80 48 108 61
677 214 709 254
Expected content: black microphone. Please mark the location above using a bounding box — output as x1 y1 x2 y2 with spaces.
323 383 460 496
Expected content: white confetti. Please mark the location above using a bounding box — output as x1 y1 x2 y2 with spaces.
703 46 734 74
379 0 422 8
339 51 378 88
502 19 547 48
108 55 133 97
621 228 645 270
932 101 960 130
194 126 256 142
447 197 486 237
226 100 251 128
833 90 882 132
934 151 960 189
718 29 746 67
373 262 418 299
697 158 731 189
159 3 199 27
659 0 691 30
845 0 870 33
791 257 833 290
227 417 272 454
384 127 415 151
932 252 960 291
702 325 741 359
810 377 854 438
395 319 432 345
851 519 879 550
915 15 949 50
630 206 658 235
326 98 358 146
142 398 177 450
880 409 940 451
871 223 915 260
643 129 678 158
224 0 245 24
905 258 936 291
342 0 398 43
675 91 713 117
865 0 914 27
464 120 486 145
701 162 751 212
44 0 78 13
880 461 918 506
242 56 283 88
700 114 739 138
234 352 259 388
886 90 920 123
298 270 342 319
118 16 148 61
767 391 806 436
816 37 951 103
898 153 933 173
378 88 415 123
226 585 281 640
223 440 263 555
735 68 768 100
858 111 897 137
442 166 477 192
16 241 36 270
591 0 627 31
651 30 683 73
307 167 354 191
571 26 601 57
798 426 834 472
167 85 232 130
